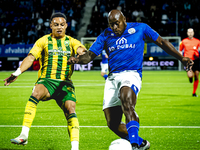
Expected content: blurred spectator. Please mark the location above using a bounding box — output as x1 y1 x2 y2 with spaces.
192 16 199 25
103 10 109 18
71 17 77 36
138 8 145 19
118 0 125 7
67 7 74 18
161 13 168 25
1 0 200 44
100 4 106 13
27 28 36 44
0 0 86 44
184 2 191 11
116 5 122 11
132 9 139 21
162 1 169 12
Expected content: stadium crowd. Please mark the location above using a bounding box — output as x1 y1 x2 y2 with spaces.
1 0 200 45
0 0 86 45
85 0 200 40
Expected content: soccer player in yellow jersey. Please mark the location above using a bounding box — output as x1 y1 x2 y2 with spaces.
4 12 86 150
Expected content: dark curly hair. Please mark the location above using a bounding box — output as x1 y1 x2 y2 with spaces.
50 12 67 22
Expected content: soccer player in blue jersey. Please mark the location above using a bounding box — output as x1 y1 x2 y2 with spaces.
68 10 193 150
100 50 109 80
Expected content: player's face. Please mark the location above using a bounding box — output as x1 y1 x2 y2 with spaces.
187 29 194 39
108 14 126 36
50 17 67 39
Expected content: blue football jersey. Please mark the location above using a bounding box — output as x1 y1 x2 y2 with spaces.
89 22 159 78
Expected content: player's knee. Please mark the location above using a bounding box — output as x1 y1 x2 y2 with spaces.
32 84 49 100
107 120 118 131
63 100 76 114
120 87 136 104
31 92 42 100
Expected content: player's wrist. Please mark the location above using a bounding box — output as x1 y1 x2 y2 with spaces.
12 68 22 76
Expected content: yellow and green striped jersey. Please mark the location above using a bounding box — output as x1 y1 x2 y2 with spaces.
29 34 85 81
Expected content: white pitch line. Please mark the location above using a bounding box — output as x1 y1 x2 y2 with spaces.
0 82 189 88
0 84 105 88
0 125 200 128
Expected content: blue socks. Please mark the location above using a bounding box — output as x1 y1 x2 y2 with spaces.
103 74 108 80
126 121 139 145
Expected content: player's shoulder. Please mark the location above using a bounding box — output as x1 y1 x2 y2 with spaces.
193 37 200 42
182 38 189 42
103 27 113 37
42 34 51 39
33 34 50 45
37 34 51 41
65 35 80 42
65 35 73 40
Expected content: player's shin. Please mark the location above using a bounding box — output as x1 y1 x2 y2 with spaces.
126 121 140 147
67 113 79 149
193 79 199 94
22 96 39 137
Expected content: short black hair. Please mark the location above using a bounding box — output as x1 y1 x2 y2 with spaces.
50 12 67 22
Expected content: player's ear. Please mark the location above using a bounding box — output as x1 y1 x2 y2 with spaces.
123 16 126 22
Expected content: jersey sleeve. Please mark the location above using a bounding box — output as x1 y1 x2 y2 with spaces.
179 41 184 51
143 24 159 41
198 40 200 50
70 37 86 54
29 37 45 60
89 33 105 56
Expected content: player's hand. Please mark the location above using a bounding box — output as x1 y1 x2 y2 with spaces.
181 57 194 72
67 57 79 65
4 74 18 86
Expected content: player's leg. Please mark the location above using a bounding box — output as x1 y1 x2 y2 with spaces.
118 122 149 149
104 106 127 137
101 72 108 80
187 69 194 83
118 70 148 149
104 107 148 149
193 70 199 97
120 86 140 149
55 83 79 150
103 77 124 136
100 63 108 80
11 84 50 145
104 72 149 149
61 100 79 150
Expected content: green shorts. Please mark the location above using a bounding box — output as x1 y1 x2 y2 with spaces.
36 78 76 103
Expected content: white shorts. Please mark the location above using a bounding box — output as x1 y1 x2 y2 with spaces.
100 62 108 73
102 70 142 110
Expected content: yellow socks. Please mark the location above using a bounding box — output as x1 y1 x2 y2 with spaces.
67 113 79 142
22 96 39 128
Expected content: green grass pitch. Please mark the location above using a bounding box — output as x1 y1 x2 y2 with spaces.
0 70 200 150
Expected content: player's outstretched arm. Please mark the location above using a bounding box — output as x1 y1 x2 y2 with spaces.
4 54 36 86
148 36 193 71
68 51 97 65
